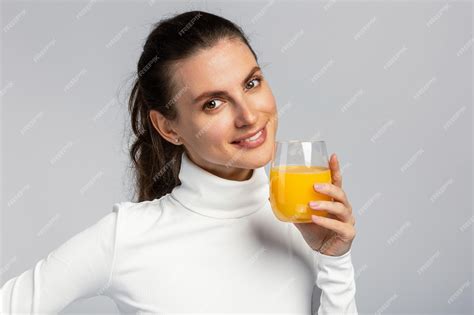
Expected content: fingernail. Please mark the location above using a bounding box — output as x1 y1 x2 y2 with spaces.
314 184 325 190
312 215 320 221
309 201 320 208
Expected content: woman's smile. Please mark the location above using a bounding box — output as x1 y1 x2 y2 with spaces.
231 121 268 149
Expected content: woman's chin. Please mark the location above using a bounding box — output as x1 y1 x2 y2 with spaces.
233 146 274 169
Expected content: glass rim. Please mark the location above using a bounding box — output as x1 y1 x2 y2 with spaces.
275 139 326 144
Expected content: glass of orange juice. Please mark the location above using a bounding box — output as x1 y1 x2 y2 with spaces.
269 140 332 223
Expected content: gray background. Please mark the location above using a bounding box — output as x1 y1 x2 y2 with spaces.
1 0 472 314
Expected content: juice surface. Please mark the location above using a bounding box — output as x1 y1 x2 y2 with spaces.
270 165 332 223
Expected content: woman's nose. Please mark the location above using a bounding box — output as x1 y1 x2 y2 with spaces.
234 101 258 128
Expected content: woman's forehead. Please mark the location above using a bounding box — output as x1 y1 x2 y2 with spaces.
170 38 258 104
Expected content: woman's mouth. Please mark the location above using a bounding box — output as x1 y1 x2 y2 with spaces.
231 125 267 149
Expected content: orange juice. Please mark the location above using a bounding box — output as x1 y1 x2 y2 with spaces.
269 165 332 223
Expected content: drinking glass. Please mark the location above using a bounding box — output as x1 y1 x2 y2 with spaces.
269 140 332 223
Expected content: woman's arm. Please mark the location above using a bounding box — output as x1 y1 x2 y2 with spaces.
1 210 117 313
294 153 358 313
314 249 358 315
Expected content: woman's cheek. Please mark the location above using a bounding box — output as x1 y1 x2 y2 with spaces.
259 87 277 113
259 90 277 129
204 121 233 145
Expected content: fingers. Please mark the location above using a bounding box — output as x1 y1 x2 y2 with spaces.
330 153 343 188
311 215 356 241
308 200 352 222
314 182 351 209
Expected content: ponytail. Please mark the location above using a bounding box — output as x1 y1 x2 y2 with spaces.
128 80 183 202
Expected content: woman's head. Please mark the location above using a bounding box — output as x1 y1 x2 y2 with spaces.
129 11 278 202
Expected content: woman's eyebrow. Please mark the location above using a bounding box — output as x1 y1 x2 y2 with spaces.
191 66 261 104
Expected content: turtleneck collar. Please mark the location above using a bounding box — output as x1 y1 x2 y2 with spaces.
170 151 270 219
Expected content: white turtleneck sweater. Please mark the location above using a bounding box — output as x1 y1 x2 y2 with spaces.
1 151 358 314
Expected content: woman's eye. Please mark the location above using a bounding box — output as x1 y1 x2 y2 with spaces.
202 77 263 111
245 77 262 90
202 99 224 111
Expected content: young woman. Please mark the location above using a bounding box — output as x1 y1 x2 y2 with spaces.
1 11 358 314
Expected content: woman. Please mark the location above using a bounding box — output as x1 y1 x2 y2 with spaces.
1 10 357 314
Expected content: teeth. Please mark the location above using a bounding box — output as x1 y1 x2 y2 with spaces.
233 129 264 144
243 130 262 142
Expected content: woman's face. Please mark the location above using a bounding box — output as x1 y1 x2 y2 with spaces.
151 37 278 181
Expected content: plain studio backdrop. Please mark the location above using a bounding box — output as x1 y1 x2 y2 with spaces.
1 0 472 314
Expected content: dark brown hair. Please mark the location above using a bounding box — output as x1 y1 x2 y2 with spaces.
128 10 258 202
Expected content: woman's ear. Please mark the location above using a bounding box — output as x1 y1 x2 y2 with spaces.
149 110 180 144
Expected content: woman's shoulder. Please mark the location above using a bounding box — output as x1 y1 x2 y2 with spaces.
111 196 166 239
112 197 165 219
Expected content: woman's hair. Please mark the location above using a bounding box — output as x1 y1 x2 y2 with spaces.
128 10 258 202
